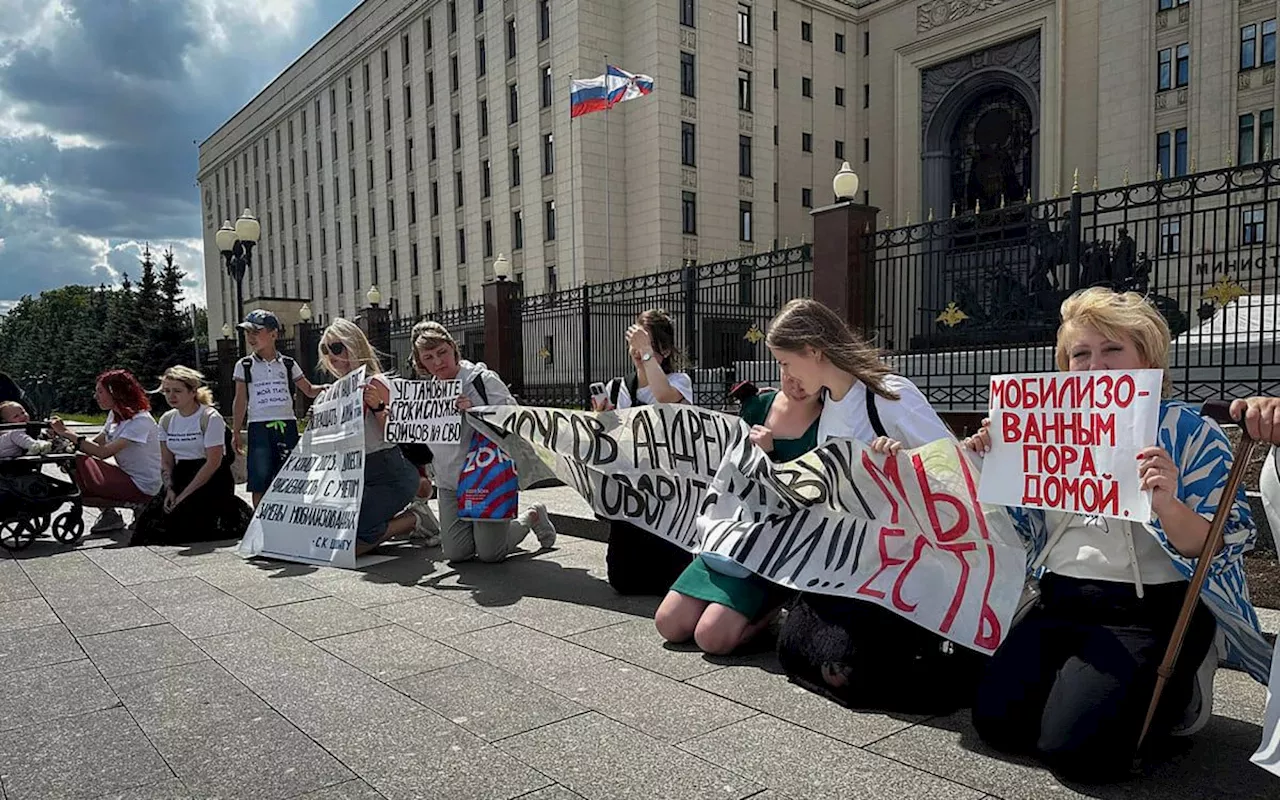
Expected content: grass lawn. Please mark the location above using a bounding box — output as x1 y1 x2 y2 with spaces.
52 411 108 426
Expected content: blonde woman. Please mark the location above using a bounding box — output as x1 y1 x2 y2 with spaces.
130 366 252 546
413 321 555 563
319 319 419 554
965 288 1269 782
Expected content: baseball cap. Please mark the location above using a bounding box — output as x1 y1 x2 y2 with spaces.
237 309 281 331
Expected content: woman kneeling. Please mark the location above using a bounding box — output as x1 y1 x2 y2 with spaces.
965 288 1270 783
655 376 820 654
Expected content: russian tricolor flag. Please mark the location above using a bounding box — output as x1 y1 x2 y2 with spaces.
570 65 654 118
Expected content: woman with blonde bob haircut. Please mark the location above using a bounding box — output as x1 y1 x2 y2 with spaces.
130 366 252 546
319 319 420 554
965 287 1269 782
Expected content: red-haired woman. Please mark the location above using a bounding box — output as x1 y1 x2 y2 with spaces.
50 370 162 532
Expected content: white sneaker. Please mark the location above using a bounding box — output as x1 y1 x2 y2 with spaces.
1172 627 1223 737
90 508 125 534
522 503 556 549
408 500 441 547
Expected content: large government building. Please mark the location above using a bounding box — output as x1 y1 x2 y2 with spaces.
198 0 1280 334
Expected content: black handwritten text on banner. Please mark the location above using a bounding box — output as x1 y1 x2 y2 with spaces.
387 378 463 445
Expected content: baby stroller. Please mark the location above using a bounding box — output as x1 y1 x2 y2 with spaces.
0 420 86 551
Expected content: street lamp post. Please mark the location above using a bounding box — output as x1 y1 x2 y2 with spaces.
216 209 261 356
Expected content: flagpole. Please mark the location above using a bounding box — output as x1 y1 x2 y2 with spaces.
604 54 612 277
568 72 578 288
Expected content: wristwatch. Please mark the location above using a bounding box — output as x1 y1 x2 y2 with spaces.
641 352 654 363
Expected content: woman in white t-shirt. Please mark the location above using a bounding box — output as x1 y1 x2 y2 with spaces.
590 308 698 595
764 298 987 714
50 369 162 532
130 366 252 546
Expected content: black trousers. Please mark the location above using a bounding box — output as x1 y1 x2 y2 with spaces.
605 520 693 596
972 573 1216 783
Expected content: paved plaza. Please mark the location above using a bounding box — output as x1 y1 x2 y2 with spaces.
0 486 1278 800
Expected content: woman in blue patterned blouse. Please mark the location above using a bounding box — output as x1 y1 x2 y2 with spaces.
964 288 1270 783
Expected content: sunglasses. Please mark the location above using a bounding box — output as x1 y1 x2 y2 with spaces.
321 341 347 357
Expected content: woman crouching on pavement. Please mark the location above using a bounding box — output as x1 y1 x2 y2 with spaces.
964 288 1270 783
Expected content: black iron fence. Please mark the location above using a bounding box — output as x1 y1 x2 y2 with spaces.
389 302 486 375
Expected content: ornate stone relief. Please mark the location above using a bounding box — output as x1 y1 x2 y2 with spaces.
917 0 1010 33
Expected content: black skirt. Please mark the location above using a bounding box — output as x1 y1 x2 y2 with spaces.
130 458 253 547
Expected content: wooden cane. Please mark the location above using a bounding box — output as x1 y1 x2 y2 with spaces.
1135 399 1255 755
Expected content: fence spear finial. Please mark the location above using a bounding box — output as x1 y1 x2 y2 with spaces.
999 194 1006 209
905 211 912 225
884 213 890 227
784 237 790 247
1266 141 1273 160
928 207 935 222
951 202 957 218
864 220 871 234
1072 168 1080 193
1123 166 1130 186
1053 180 1061 196
1092 174 1099 191
1156 163 1163 181
975 198 981 214
1025 188 1032 204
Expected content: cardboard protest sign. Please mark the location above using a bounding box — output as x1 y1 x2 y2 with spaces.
386 378 462 445
978 370 1163 521
237 367 367 568
697 436 1026 654
468 404 1027 652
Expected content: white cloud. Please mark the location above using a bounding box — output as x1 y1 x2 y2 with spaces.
0 178 47 207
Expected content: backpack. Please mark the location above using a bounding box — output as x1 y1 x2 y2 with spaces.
240 355 298 405
607 374 645 409
398 373 491 466
160 406 236 466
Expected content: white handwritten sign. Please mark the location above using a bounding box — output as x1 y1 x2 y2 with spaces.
250 380 294 413
387 379 462 444
238 367 367 568
977 370 1163 521
468 405 1027 653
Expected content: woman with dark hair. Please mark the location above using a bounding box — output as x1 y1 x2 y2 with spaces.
50 369 162 531
592 309 697 595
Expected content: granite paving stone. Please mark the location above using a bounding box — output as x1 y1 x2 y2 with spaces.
514 786 588 800
0 597 59 633
316 624 471 681
687 661 920 747
0 659 119 732
498 711 762 800
565 619 724 682
0 623 84 675
321 707 552 800
0 706 173 800
45 592 165 637
681 713 981 800
0 560 40 602
296 569 433 608
392 659 586 741
558 660 756 744
443 623 612 690
371 594 508 640
192 565 330 608
84 547 192 585
90 777 193 799
129 575 275 638
79 623 209 678
262 596 387 640
290 780 387 799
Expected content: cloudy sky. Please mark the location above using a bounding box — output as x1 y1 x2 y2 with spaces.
0 0 356 312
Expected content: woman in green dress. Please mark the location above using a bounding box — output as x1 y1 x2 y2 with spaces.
654 375 821 654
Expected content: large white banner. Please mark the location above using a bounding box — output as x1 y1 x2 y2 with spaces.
238 367 367 568
386 378 463 445
978 370 1163 521
469 404 1027 652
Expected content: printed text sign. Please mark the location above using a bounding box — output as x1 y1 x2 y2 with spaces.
238 367 367 568
250 380 293 412
387 379 462 445
977 370 1163 521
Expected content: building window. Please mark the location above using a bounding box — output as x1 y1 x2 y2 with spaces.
482 159 492 198
447 1 457 33
546 266 558 294
479 100 490 137
680 52 696 97
476 0 484 14
431 181 440 216
1242 206 1267 244
680 0 695 28
835 32 845 53
484 219 494 258
403 84 413 118
681 122 696 166
508 83 519 124
1240 113 1257 165
1175 43 1189 87
450 54 459 92
834 86 844 106
388 199 396 231
1158 0 1189 8
681 191 697 234
402 32 411 65
407 137 415 171
801 21 811 42
801 187 812 208
511 146 522 185
1159 219 1181 255
429 126 438 159
1266 20 1278 65
802 132 812 152
1174 127 1188 176
455 170 464 206
835 139 844 160
542 133 555 175
506 17 517 59
409 190 417 223
434 236 442 270
412 243 420 275
477 37 487 76
541 65 553 108
737 4 751 45
1157 131 1171 178
539 0 551 42
513 210 524 249
382 49 390 79
1261 109 1274 160
738 70 752 111
739 201 752 242
452 113 461 149
545 200 557 240
863 84 869 108
457 228 467 262
738 135 752 177
1242 25 1257 71
428 70 436 104
801 77 812 97
425 17 434 49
